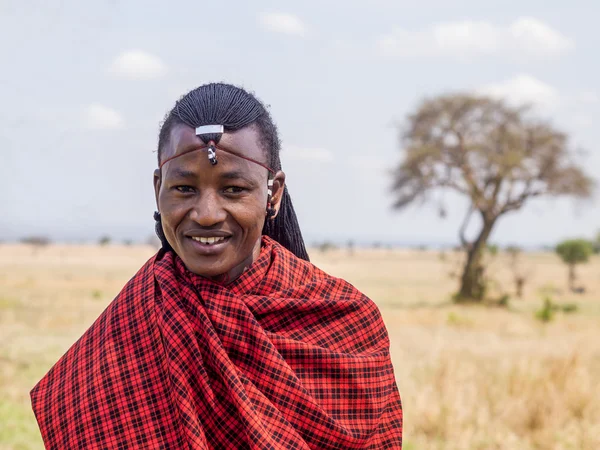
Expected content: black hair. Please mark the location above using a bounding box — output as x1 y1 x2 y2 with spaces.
155 82 309 261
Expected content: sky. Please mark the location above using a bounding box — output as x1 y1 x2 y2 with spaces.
1 0 599 247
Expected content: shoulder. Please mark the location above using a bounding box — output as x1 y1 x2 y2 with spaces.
30 254 158 405
270 238 371 301
267 240 389 353
29 254 177 448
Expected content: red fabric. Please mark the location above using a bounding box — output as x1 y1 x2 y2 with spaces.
31 237 403 449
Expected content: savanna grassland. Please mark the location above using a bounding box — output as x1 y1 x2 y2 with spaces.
1 244 599 450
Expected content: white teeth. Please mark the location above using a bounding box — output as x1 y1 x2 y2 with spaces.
191 236 226 245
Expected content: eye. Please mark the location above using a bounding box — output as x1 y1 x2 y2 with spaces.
223 186 246 194
174 185 195 193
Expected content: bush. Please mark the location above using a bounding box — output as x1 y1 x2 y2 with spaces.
561 303 579 314
486 244 499 256
535 297 579 322
535 297 555 323
446 312 473 327
497 294 510 308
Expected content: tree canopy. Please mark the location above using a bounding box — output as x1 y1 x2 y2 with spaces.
556 239 593 266
392 93 595 300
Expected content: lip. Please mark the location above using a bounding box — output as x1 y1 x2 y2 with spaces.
185 230 233 238
185 235 232 256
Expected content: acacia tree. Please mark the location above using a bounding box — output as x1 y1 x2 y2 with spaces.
555 239 594 291
391 94 594 301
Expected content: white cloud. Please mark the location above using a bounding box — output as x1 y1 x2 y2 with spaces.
84 104 124 130
282 146 334 163
377 17 573 60
258 12 307 37
509 18 573 57
108 50 167 80
477 74 561 110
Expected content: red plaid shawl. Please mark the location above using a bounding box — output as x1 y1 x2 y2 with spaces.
31 237 402 449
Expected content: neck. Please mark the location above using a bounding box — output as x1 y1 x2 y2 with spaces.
209 238 262 284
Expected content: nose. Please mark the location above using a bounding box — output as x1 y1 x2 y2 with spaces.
189 190 227 226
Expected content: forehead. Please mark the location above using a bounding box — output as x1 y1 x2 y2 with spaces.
165 123 266 162
161 124 269 180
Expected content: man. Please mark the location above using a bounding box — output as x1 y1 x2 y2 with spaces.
31 83 403 449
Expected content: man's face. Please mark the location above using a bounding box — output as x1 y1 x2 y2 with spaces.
154 124 284 279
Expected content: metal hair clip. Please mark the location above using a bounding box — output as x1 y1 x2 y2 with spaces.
195 125 224 135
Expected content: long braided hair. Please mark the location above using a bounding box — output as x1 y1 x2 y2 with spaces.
155 82 309 261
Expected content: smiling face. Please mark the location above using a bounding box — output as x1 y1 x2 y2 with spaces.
154 123 285 280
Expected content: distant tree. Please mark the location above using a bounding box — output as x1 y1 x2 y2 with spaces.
20 236 51 246
391 94 594 302
20 235 51 255
146 234 162 250
505 245 532 298
593 230 600 254
318 241 336 253
555 239 594 291
123 239 133 246
347 239 355 256
98 235 111 246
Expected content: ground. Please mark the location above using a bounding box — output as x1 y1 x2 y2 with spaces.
1 244 599 449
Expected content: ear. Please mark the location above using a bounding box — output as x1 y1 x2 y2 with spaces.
270 171 286 219
153 169 161 208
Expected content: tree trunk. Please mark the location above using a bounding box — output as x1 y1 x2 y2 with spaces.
515 277 524 298
568 264 576 291
457 217 496 302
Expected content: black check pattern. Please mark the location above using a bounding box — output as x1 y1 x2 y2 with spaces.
31 237 403 449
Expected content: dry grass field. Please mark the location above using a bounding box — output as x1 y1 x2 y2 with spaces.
1 243 599 449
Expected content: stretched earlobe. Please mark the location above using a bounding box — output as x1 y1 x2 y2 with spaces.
266 178 277 219
266 172 285 220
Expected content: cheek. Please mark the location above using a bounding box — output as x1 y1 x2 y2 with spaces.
232 198 267 236
158 197 190 233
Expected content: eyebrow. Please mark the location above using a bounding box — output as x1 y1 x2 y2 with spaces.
170 168 197 179
220 170 258 184
168 167 259 184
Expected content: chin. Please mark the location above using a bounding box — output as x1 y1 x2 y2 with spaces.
171 234 260 280
182 259 232 279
